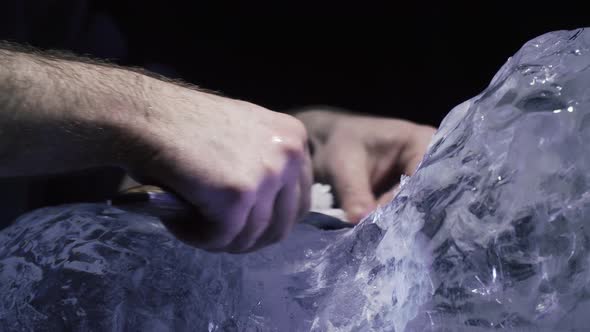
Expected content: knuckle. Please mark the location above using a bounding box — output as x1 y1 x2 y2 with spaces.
225 179 258 197
289 117 308 138
264 164 283 179
282 116 309 141
278 112 304 130
260 158 284 178
270 118 309 158
283 139 306 155
273 137 306 160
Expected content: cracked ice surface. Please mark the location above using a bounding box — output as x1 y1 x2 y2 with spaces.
3 28 590 331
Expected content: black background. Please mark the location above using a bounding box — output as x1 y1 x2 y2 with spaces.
3 1 588 126
104 2 589 126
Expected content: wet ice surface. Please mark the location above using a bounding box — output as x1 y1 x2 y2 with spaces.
3 28 590 331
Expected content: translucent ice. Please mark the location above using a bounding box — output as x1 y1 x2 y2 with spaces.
3 28 590 331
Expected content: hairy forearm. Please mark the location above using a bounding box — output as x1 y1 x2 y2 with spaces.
0 42 155 176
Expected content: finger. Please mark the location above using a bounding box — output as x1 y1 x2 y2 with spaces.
377 183 400 206
170 181 254 251
238 144 310 253
248 167 301 251
403 154 426 176
328 146 376 223
224 177 281 253
401 126 436 175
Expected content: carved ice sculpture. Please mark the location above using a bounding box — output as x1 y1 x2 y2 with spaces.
2 28 590 331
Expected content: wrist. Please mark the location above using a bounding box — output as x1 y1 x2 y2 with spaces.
112 76 214 172
98 73 168 171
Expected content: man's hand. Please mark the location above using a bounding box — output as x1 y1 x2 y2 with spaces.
128 88 312 253
296 108 435 223
0 43 312 253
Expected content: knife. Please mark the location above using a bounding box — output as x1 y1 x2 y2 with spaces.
108 185 353 231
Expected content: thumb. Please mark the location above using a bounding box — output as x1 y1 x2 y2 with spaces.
328 149 377 223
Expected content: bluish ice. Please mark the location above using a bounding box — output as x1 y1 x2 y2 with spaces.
2 28 590 331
